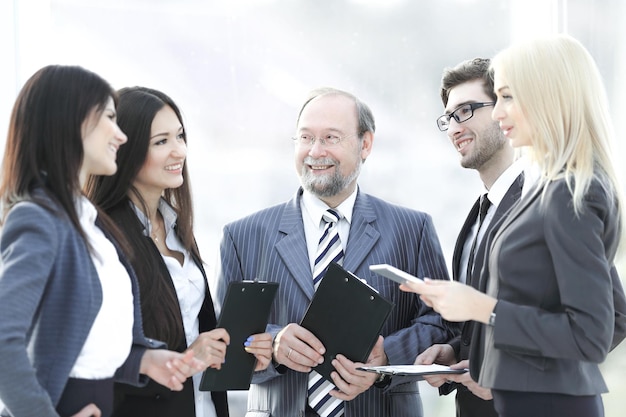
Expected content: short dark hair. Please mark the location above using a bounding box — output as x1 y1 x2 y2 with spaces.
440 58 495 107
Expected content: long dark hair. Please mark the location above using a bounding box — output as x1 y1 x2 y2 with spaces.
0 65 126 249
86 86 201 347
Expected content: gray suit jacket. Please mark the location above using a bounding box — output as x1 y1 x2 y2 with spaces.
472 177 626 395
215 188 458 417
0 194 162 417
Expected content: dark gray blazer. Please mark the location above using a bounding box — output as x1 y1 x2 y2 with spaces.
215 188 458 417
0 195 162 417
472 177 626 395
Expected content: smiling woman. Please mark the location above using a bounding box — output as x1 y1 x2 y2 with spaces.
80 97 127 184
85 87 273 417
0 65 204 417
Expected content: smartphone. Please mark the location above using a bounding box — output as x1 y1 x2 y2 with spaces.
369 264 424 285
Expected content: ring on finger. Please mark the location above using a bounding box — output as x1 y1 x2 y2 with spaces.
287 348 293 360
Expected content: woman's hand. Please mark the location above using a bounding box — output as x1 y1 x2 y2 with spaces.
140 349 204 390
244 332 273 371
187 328 230 370
400 279 496 323
70 403 101 417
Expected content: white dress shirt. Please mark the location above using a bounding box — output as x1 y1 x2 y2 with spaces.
459 158 526 284
301 188 357 272
70 196 134 378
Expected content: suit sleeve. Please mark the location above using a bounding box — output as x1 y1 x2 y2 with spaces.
610 266 626 351
383 214 460 373
0 204 60 417
213 224 285 384
494 183 616 363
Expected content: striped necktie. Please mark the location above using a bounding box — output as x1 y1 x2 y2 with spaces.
308 209 344 417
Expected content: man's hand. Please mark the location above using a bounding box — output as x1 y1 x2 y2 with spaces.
414 344 456 388
273 323 325 372
329 336 386 401
445 360 492 400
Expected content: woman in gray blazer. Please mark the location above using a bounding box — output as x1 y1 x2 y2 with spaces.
400 34 626 417
0 66 203 417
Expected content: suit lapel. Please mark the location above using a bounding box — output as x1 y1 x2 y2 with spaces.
453 197 480 281
343 191 380 274
470 173 525 380
490 176 541 248
472 173 525 290
275 189 317 301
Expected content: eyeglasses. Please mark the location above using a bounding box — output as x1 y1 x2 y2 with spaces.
436 102 495 131
291 133 357 146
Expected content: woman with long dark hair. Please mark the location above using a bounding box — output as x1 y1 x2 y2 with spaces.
0 66 199 417
87 86 272 417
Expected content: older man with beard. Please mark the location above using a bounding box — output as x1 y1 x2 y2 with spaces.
214 87 457 417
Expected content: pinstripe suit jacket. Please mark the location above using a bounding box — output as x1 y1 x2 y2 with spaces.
214 188 458 417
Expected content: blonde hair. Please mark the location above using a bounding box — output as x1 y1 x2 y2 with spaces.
491 34 623 233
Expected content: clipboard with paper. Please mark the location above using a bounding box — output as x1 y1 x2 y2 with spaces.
357 364 467 382
200 280 278 391
299 262 395 381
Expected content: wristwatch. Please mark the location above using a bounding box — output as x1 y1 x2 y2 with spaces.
488 311 496 327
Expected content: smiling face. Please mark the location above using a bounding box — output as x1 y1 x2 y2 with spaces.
294 93 373 207
80 96 127 185
445 79 506 171
492 71 532 148
132 105 187 201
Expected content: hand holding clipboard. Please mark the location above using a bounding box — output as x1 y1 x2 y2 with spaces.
200 280 278 391
299 263 394 381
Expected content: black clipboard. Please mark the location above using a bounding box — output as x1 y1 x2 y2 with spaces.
199 280 278 391
299 262 394 381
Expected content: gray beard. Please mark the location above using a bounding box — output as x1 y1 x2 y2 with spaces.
300 158 362 198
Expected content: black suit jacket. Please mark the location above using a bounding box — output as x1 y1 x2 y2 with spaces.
440 173 523 417
109 204 228 417
112 253 228 417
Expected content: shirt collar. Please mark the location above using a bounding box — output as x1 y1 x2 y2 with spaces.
485 157 526 207
301 187 357 227
75 195 98 226
130 198 178 237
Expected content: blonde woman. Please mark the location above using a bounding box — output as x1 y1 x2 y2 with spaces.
401 34 626 417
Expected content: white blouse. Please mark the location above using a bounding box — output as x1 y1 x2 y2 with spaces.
133 199 216 417
70 196 134 378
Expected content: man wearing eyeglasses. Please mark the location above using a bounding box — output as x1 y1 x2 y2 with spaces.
414 58 525 417
214 87 457 417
